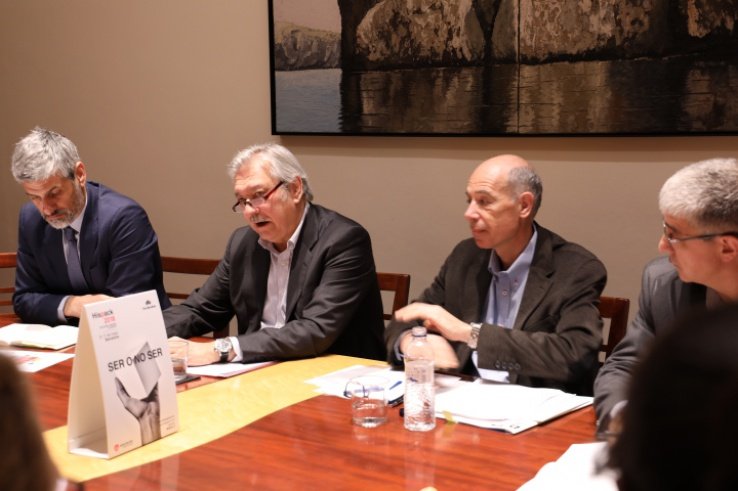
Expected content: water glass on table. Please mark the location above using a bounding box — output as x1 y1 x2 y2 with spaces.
345 375 389 428
168 339 189 383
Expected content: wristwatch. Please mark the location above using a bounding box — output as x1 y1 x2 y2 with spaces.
213 337 232 363
468 323 482 350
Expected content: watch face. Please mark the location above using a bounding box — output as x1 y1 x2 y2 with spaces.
215 338 231 352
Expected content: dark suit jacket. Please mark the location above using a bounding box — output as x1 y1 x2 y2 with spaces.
13 181 170 325
593 256 706 428
163 204 386 362
386 224 607 395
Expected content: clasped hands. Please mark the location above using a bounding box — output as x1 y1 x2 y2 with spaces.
394 302 474 370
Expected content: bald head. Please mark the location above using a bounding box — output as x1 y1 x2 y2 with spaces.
470 154 542 217
475 154 531 176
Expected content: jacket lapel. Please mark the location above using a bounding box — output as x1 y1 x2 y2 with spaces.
285 206 318 319
467 249 492 322
249 244 271 330
513 226 554 331
77 182 99 287
44 226 71 289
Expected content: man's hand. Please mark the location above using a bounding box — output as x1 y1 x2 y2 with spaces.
399 331 460 369
168 337 220 366
63 294 112 318
394 302 473 343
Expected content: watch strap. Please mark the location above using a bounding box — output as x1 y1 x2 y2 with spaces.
468 322 482 350
218 350 229 363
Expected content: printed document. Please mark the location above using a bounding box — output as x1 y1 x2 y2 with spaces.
434 381 592 434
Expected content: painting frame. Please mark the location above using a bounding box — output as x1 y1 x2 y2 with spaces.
269 0 738 137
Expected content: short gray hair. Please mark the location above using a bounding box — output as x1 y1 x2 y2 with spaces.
659 158 738 230
227 143 313 203
508 166 543 217
11 127 80 183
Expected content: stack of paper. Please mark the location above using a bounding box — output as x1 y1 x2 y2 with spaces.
0 323 78 350
435 381 593 434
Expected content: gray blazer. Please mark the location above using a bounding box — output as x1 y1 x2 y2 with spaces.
164 204 385 362
385 224 607 395
593 256 706 428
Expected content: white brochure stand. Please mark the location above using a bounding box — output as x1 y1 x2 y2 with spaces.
67 290 179 459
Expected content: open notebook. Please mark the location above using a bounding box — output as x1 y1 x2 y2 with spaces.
0 323 78 350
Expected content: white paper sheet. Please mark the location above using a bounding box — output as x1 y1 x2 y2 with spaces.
306 365 406 404
1 349 75 373
186 361 276 378
517 442 618 491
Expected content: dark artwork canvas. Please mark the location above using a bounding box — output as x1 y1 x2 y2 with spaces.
269 0 738 136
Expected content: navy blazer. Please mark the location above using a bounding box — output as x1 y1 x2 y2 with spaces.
163 204 386 362
14 181 170 325
386 224 607 395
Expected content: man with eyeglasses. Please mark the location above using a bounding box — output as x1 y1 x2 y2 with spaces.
10 127 170 325
385 154 607 395
594 157 738 432
164 143 385 364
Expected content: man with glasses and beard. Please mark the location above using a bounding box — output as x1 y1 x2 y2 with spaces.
164 143 385 365
10 127 170 326
594 157 738 433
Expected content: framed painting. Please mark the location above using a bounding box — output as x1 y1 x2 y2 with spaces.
269 0 738 136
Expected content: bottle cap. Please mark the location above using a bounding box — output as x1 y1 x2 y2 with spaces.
411 326 427 337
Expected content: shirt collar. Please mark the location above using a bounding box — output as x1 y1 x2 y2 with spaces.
488 225 538 276
258 203 310 255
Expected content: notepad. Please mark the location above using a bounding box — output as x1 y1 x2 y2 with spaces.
186 361 276 378
0 323 79 350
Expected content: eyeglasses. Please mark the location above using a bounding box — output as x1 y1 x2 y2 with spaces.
231 181 285 213
662 222 738 245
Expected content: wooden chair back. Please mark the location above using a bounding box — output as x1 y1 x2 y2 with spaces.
160 255 226 337
160 256 220 300
599 295 631 361
376 272 410 321
0 252 18 320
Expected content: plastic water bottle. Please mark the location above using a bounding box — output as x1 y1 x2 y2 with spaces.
404 326 436 431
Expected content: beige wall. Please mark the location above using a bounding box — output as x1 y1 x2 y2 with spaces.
1 1 736 320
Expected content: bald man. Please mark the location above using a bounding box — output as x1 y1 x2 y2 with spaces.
385 155 607 395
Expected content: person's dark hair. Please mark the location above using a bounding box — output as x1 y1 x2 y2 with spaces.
607 304 738 491
0 352 59 490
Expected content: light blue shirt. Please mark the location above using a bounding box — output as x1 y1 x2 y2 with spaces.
473 227 538 382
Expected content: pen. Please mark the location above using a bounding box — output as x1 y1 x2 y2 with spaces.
388 380 403 406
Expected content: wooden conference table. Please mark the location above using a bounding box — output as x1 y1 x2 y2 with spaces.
13 319 598 490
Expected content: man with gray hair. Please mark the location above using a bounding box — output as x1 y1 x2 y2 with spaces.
165 143 385 364
386 154 607 394
594 157 738 431
11 127 169 325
